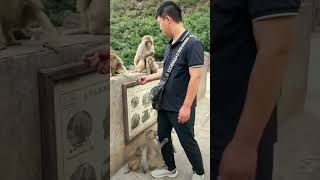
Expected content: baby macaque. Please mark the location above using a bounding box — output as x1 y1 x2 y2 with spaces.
145 56 159 75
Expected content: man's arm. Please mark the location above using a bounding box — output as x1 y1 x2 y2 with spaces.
137 68 163 85
232 16 296 148
147 68 163 81
178 67 202 123
183 67 202 108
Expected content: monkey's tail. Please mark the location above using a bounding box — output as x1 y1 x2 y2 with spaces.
63 28 88 35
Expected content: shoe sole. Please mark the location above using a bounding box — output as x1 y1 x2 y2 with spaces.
151 170 178 178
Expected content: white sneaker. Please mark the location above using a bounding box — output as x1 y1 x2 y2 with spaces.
151 168 178 178
192 171 205 180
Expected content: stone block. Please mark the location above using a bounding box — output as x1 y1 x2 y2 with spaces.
0 34 107 180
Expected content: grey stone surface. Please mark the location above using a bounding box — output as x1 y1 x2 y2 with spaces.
0 34 107 180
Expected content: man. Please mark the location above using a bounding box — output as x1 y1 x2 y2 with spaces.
137 1 205 179
212 0 300 180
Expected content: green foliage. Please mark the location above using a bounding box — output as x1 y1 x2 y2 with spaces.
42 0 209 66
111 0 210 66
43 0 77 26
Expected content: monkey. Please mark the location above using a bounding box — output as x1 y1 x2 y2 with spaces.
134 58 146 73
140 129 169 173
124 146 143 174
145 56 159 75
0 0 60 52
124 130 168 174
133 35 155 71
110 50 129 76
64 0 109 35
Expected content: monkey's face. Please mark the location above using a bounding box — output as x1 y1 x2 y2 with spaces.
110 51 117 60
145 41 153 49
146 57 154 65
145 129 157 139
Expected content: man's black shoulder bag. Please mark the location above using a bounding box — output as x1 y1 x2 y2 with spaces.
150 32 193 110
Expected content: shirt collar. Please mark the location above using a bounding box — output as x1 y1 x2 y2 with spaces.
168 30 189 46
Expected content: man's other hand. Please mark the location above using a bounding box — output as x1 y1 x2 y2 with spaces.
178 105 191 124
83 45 109 74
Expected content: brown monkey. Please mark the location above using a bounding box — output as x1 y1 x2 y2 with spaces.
64 0 109 35
124 146 143 174
145 56 159 75
134 58 146 73
110 50 128 76
0 0 60 51
133 35 155 68
140 129 168 173
124 130 168 174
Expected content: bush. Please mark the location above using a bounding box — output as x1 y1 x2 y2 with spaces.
43 0 77 26
111 0 210 66
43 0 210 67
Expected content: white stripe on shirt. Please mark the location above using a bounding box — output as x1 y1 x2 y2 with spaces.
252 12 298 22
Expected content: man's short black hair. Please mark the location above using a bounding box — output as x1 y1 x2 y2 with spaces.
156 1 182 22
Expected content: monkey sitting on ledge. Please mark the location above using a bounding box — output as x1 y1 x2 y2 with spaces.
0 0 60 52
110 50 129 76
134 35 155 72
64 0 109 35
145 56 159 75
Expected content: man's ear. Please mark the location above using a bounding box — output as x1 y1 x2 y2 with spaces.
166 16 171 23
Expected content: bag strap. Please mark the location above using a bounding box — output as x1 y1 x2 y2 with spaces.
162 32 192 82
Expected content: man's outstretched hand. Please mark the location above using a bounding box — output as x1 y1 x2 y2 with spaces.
137 75 150 85
83 45 110 74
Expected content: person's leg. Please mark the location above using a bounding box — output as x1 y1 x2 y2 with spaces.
168 108 205 175
212 158 220 180
255 142 274 180
157 110 175 170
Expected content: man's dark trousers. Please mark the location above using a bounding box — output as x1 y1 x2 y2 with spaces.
157 108 205 175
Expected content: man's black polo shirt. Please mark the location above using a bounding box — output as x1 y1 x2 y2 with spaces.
212 0 300 160
160 30 204 112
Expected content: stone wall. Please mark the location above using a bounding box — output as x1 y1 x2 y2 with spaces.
109 73 151 175
0 35 107 180
197 52 210 100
